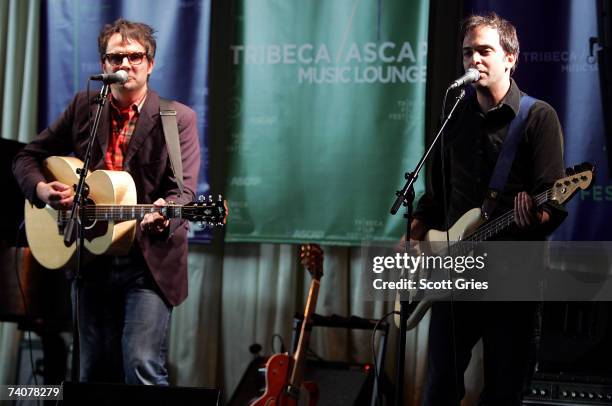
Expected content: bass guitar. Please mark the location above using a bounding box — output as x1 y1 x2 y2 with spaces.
250 244 323 406
25 156 227 269
395 163 595 328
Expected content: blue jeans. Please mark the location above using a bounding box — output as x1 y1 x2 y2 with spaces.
72 255 172 385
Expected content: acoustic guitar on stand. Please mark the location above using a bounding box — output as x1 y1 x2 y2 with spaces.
250 244 323 406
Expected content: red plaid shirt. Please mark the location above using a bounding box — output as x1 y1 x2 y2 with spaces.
104 94 146 170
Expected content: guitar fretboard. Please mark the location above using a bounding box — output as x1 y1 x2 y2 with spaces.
443 189 551 257
59 205 190 221
463 189 550 243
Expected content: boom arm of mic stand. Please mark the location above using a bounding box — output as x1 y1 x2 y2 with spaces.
390 88 465 216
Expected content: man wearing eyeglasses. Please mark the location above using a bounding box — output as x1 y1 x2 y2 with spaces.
13 19 200 385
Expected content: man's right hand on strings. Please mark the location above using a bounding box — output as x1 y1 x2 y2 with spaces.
36 181 74 210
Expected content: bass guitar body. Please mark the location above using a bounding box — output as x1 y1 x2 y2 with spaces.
251 353 318 406
425 207 483 245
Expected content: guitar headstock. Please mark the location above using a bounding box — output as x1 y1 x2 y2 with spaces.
551 162 595 205
183 195 228 228
300 244 323 280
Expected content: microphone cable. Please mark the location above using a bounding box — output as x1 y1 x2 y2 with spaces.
371 310 398 406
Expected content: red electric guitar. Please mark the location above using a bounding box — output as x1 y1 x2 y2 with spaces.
250 244 324 406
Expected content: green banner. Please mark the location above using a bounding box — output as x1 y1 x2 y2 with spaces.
226 0 429 245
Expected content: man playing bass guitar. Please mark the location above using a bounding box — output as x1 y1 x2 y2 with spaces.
411 12 567 406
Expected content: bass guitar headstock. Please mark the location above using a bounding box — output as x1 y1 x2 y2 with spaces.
551 162 595 205
300 244 324 281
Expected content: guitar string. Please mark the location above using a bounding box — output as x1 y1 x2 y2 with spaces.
465 172 589 243
443 190 550 258
59 205 220 220
465 189 549 243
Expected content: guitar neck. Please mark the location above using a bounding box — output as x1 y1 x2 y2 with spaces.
464 188 551 243
65 204 186 221
289 277 320 389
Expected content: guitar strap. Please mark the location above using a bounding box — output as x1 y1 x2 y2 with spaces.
159 98 184 196
482 94 537 219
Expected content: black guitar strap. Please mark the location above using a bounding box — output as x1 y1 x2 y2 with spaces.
159 98 184 196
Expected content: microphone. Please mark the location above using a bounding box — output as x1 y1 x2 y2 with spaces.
448 68 480 89
90 70 128 84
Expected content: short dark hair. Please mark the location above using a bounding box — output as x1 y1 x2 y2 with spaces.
460 12 519 74
98 18 156 62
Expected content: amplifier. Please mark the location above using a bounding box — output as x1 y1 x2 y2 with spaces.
523 375 612 405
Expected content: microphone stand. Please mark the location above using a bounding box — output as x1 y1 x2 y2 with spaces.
63 82 112 382
389 87 466 406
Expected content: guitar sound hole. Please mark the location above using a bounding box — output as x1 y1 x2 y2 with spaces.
81 199 110 241
81 198 96 229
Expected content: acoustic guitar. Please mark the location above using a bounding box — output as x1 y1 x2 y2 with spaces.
24 156 227 269
250 244 323 406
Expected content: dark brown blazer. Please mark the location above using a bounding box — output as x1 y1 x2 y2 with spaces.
13 90 200 306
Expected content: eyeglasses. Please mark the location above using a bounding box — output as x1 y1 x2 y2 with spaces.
104 52 146 66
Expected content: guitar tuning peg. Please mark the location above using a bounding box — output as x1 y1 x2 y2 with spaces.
218 194 223 202
565 167 575 175
208 195 213 203
198 195 205 202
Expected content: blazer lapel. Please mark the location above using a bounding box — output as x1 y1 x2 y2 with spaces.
124 90 160 166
